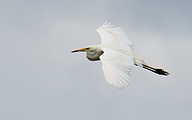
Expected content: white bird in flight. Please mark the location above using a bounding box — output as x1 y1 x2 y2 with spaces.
72 21 169 89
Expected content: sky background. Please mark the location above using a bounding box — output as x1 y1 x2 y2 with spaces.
0 0 192 120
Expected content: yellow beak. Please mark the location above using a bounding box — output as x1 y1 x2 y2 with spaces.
71 48 88 53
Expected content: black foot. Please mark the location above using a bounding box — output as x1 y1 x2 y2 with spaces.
154 69 170 76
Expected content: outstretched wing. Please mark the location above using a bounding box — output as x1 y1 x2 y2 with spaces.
96 21 133 52
100 48 134 89
97 21 134 88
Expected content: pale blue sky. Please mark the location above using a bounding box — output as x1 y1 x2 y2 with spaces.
0 1 192 120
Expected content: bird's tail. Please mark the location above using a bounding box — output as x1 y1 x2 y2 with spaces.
134 57 170 76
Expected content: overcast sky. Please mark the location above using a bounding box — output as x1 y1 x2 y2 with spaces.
0 0 192 120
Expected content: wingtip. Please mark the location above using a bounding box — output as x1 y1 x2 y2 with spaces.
104 20 108 24
97 20 114 30
102 20 110 26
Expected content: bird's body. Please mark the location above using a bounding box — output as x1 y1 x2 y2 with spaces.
72 21 169 89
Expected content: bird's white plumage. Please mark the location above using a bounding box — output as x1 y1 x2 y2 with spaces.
72 21 170 88
97 21 134 52
97 21 135 88
100 48 134 88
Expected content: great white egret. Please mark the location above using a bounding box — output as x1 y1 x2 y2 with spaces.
72 21 169 89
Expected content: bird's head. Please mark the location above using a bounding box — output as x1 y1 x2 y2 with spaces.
71 45 103 61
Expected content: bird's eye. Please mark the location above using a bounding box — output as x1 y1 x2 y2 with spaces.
86 47 89 50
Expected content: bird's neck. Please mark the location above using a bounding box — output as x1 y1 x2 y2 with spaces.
86 45 103 61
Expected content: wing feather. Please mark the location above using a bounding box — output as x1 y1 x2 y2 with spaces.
97 21 133 52
97 21 135 89
100 48 134 89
